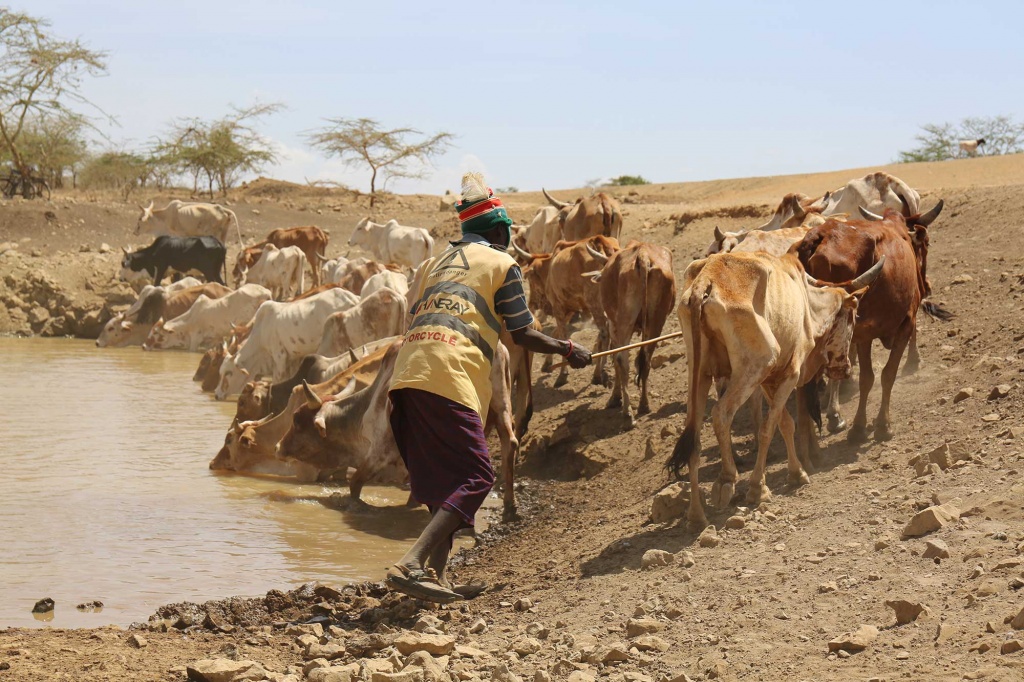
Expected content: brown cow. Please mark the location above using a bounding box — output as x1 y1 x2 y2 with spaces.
337 260 403 295
795 200 943 443
233 226 330 288
514 236 620 387
542 189 623 242
585 241 676 428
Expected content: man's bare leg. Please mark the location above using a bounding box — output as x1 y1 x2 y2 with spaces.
396 507 463 576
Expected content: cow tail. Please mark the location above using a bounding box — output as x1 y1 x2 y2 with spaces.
634 252 651 387
667 283 708 480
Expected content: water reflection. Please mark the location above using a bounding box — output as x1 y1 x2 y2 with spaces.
0 338 436 628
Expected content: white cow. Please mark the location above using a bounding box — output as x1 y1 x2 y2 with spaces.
515 206 562 254
316 287 409 357
959 138 986 157
96 278 202 348
821 172 920 218
135 200 242 248
348 218 434 270
241 244 306 300
359 269 409 299
320 256 350 284
215 288 361 400
142 284 273 352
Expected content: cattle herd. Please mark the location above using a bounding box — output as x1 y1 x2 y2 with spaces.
95 172 949 528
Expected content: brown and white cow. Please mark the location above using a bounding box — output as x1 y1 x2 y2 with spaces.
143 284 272 352
96 277 202 348
233 226 330 288
667 251 882 530
337 260 402 296
239 244 305 300
795 200 943 442
584 241 676 428
542 189 623 243
514 236 621 387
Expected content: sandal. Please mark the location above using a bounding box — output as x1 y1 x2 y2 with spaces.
386 565 463 604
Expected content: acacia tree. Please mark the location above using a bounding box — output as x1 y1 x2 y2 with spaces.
305 118 453 206
898 115 1024 162
17 113 88 187
156 102 282 197
0 10 106 189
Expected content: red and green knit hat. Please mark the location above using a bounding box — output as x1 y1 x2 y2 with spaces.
456 172 513 241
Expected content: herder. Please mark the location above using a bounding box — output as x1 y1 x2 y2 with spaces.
386 173 592 603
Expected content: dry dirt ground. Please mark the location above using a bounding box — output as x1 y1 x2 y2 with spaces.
2 157 1024 681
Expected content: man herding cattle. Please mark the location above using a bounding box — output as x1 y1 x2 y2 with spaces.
384 173 593 604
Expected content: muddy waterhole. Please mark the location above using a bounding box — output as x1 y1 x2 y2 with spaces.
0 338 438 628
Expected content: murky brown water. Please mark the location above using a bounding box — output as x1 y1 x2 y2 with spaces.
0 338 451 629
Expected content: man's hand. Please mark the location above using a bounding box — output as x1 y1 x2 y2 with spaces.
566 342 592 369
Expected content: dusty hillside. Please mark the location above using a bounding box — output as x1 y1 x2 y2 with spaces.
1 158 1023 681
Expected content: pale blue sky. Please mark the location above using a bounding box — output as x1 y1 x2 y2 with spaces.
29 0 1024 193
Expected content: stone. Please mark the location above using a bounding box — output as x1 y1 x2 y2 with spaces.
534 672 551 682
818 581 838 594
599 642 631 664
413 614 443 633
902 503 960 538
724 515 745 529
641 549 674 570
511 637 541 656
306 643 346 661
186 659 267 682
514 597 534 611
626 618 663 637
951 274 973 285
28 306 49 327
934 623 953 645
989 384 1012 400
454 645 489 659
1011 606 1024 630
650 483 688 523
632 635 670 652
568 673 595 682
404 653 446 682
304 660 331 676
982 413 1002 422
922 539 950 559
676 550 695 568
698 526 721 548
953 388 974 403
468 618 487 634
1000 640 1023 655
525 622 549 639
828 625 879 653
372 668 425 682
895 651 910 660
491 663 523 682
286 623 324 638
393 633 454 657
127 634 148 648
885 600 931 625
308 668 357 682
31 598 55 613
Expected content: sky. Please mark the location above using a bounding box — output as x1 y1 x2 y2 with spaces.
27 0 1024 194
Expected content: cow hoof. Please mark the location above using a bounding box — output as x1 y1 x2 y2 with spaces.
847 425 868 444
637 402 651 416
502 507 521 523
605 394 622 409
827 413 846 433
553 374 568 388
874 424 894 441
624 416 636 431
789 470 811 487
902 361 920 376
710 480 735 508
687 514 710 534
745 483 772 505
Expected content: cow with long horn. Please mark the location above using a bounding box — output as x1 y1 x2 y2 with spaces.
541 188 623 243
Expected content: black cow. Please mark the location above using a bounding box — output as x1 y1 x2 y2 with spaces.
120 235 226 285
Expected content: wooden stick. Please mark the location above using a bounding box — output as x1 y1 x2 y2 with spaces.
548 331 684 370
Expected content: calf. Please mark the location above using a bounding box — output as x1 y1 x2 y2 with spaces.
667 251 881 530
586 241 676 428
119 235 227 285
233 225 330 287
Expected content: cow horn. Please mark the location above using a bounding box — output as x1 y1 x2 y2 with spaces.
315 251 329 262
314 414 328 438
585 242 609 264
849 256 887 290
897 191 912 217
713 226 726 242
858 206 884 221
512 241 535 260
302 380 322 410
347 348 358 364
916 199 944 226
541 188 570 210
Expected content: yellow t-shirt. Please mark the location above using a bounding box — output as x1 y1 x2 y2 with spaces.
390 241 525 416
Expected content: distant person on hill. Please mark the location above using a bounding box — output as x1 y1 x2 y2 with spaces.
386 172 592 603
